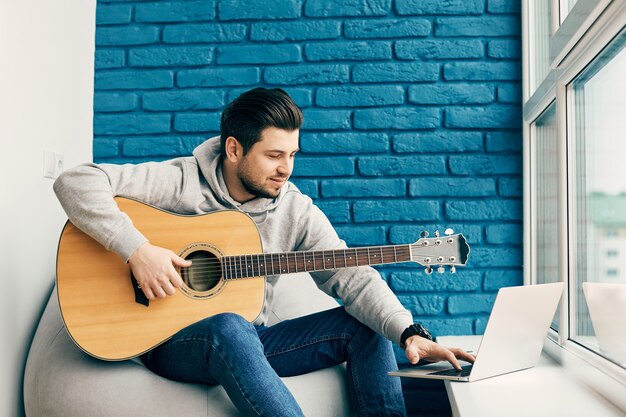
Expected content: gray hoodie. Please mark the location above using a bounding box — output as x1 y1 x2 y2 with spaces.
53 137 413 345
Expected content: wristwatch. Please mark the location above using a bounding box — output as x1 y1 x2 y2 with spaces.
400 323 434 349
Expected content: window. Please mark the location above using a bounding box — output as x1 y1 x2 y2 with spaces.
524 0 626 408
570 29 626 367
531 103 561 331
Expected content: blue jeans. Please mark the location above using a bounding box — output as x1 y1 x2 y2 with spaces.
141 307 407 417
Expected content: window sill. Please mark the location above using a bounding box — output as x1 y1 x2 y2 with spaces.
438 335 624 417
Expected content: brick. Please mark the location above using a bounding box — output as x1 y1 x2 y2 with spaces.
123 137 190 157
94 92 138 112
322 179 405 197
129 46 213 67
228 87 313 108
302 109 351 130
497 84 522 104
354 108 441 130
217 44 301 65
305 41 391 61
445 200 522 221
475 317 489 334
396 39 483 60
448 294 496 315
396 0 484 15
265 64 350 85
96 4 132 25
444 62 521 81
445 106 521 129
485 224 522 245
142 89 224 111
300 132 389 153
390 224 483 245
393 132 484 153
409 84 494 105
178 67 260 87
410 177 496 197
470 247 523 267
358 156 446 176
95 70 173 90
487 40 521 59
449 155 522 175
435 16 520 37
354 200 441 222
316 201 351 223
345 19 430 39
398 295 445 316
335 226 386 246
95 49 125 69
488 0 521 14
93 114 171 135
218 0 302 20
483 270 523 291
390 271 482 292
295 157 355 176
94 138 120 158
418 318 474 336
135 1 216 22
305 0 391 17
96 26 159 46
251 21 341 41
173 112 221 132
316 86 404 107
499 178 522 197
486 131 522 152
353 62 439 83
290 179 319 198
163 23 247 44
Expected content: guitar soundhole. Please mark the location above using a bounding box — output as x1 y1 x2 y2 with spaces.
181 250 222 292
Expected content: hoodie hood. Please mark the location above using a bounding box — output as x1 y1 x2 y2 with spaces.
192 136 291 216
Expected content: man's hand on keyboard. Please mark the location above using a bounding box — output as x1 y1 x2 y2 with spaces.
404 336 476 371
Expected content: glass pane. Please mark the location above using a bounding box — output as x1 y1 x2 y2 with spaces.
533 103 561 331
530 0 552 91
571 30 626 367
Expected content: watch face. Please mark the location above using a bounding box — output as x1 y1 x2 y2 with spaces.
414 324 433 341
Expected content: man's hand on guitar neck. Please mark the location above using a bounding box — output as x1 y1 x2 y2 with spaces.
128 242 192 300
404 336 476 371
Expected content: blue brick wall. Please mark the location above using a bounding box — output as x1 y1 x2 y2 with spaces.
93 0 523 361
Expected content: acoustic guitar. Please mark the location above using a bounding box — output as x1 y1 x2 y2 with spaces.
56 197 470 361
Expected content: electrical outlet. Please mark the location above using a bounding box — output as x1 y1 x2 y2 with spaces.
43 150 64 179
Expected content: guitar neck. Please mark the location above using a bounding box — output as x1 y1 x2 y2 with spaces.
222 245 412 279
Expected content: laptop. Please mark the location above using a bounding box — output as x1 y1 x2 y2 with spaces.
583 282 626 365
389 282 564 382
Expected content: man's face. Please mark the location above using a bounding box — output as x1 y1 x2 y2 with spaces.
236 127 300 200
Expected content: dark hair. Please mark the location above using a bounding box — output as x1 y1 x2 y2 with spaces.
220 87 303 156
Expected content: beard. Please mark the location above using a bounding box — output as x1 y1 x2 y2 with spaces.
237 160 287 200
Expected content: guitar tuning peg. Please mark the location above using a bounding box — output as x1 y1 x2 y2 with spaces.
444 228 454 236
420 231 429 238
425 266 433 275
434 230 440 237
437 266 445 274
450 266 456 274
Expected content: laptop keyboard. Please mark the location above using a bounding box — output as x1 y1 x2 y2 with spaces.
429 364 473 377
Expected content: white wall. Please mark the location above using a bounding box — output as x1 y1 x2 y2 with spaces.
0 1 95 415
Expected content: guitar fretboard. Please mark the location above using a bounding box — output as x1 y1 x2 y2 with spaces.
222 245 412 279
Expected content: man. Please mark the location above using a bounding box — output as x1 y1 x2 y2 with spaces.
54 87 474 416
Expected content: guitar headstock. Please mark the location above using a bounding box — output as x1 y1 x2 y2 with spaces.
410 229 470 274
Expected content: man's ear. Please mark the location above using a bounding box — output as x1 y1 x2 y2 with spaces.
224 136 242 162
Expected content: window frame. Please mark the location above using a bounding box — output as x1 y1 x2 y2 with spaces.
523 0 626 410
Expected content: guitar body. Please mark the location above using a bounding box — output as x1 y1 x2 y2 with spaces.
56 197 265 361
